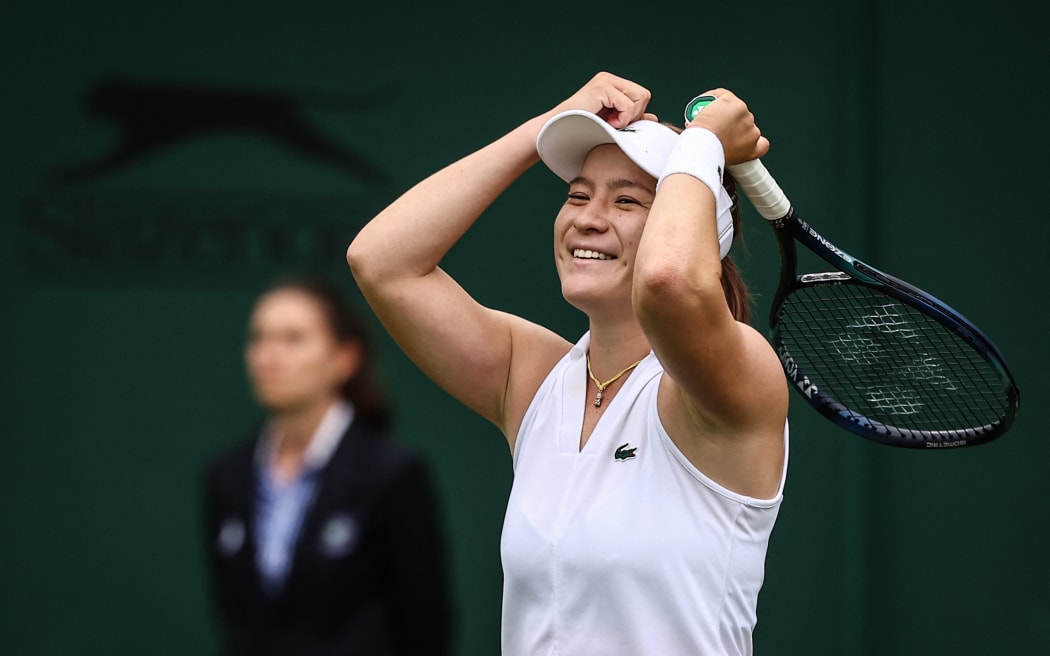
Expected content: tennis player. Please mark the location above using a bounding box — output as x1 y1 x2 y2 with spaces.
347 71 788 655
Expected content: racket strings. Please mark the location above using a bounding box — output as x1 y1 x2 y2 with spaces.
776 283 1009 437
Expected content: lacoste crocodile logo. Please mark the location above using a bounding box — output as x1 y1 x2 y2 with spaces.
614 443 638 461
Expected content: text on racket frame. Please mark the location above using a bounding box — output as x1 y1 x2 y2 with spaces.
776 344 819 399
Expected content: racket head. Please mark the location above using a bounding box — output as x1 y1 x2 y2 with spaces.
725 156 1019 447
770 261 1020 449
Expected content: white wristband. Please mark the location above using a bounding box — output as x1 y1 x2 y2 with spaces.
657 127 735 259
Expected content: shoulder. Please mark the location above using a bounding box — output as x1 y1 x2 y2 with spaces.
199 432 259 515
202 432 257 479
735 320 790 412
656 321 788 499
336 421 437 485
504 322 575 442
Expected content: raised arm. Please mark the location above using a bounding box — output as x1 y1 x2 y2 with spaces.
347 73 657 443
632 90 788 498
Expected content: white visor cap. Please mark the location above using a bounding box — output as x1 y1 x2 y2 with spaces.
536 110 678 181
536 110 733 259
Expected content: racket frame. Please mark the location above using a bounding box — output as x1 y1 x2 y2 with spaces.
767 212 1019 447
728 160 1020 448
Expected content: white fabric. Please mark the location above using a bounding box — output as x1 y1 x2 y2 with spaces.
500 333 787 656
255 399 355 470
254 400 355 591
657 127 735 260
537 110 679 182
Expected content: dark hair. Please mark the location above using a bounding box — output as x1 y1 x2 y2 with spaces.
261 273 394 432
720 173 751 324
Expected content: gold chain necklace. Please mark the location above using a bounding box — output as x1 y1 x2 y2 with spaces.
586 353 644 408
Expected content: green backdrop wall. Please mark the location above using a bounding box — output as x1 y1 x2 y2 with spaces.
3 0 1047 654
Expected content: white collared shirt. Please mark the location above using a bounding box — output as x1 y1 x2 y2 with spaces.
253 400 355 593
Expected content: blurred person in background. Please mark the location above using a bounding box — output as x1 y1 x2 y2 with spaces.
201 274 453 656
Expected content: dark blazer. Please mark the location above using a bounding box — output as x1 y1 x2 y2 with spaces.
201 418 453 656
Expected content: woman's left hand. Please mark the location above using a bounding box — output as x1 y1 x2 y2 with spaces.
687 89 770 165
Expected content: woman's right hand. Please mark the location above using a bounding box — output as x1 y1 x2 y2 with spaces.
549 71 659 129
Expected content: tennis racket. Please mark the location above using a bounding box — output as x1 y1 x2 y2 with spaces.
685 96 1021 448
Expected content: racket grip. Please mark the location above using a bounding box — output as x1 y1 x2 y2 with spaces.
727 160 791 221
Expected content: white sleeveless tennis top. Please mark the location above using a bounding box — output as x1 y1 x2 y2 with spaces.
500 332 788 656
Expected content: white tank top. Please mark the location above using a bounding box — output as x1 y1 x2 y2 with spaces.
500 332 788 656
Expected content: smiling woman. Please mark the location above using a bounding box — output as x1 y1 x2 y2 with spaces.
541 113 752 325
347 71 788 656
